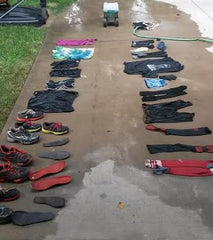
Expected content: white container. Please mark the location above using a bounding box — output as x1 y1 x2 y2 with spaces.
103 2 119 12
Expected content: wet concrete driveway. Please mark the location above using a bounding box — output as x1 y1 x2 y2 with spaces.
1 0 213 239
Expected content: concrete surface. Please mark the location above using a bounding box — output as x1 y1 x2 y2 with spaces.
154 0 213 52
1 0 213 239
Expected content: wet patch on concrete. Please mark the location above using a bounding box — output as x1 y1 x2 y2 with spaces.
44 160 213 240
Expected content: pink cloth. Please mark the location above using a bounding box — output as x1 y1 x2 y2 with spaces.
56 38 97 46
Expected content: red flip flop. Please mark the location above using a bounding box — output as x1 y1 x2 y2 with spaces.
29 161 66 181
31 175 72 191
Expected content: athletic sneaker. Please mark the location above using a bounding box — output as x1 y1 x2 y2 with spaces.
42 122 69 135
0 162 29 183
0 206 13 224
7 128 40 145
15 121 41 133
0 188 20 201
16 109 43 122
0 145 33 166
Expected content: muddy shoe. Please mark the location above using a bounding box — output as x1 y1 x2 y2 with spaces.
0 206 13 224
11 211 54 226
7 128 40 145
0 188 20 201
16 109 43 122
34 196 65 208
15 121 42 133
0 145 33 166
42 122 69 135
0 162 29 183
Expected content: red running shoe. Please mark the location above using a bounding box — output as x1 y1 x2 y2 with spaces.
16 109 43 122
0 162 29 183
0 145 33 166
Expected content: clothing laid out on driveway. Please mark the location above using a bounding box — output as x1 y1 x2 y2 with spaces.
140 85 187 101
146 124 212 136
124 57 184 78
56 38 97 46
27 90 79 113
147 144 213 154
131 40 155 48
51 60 80 69
52 46 95 60
49 68 81 78
142 99 194 123
144 78 167 88
146 159 213 177
132 50 168 59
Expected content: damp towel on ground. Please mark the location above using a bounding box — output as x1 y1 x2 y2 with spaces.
147 144 213 154
49 68 81 78
142 99 194 123
51 60 80 69
140 85 187 101
144 78 167 88
132 51 168 59
145 159 213 176
52 46 95 60
27 90 79 113
56 38 97 46
123 57 184 78
146 124 212 136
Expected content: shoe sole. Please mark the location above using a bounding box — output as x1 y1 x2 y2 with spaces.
42 128 68 135
0 193 20 202
27 127 41 133
7 136 39 145
31 175 72 191
29 161 66 180
16 116 43 122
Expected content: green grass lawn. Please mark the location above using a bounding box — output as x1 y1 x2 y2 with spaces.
0 0 75 132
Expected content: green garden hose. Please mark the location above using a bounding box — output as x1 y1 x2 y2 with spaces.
133 26 213 44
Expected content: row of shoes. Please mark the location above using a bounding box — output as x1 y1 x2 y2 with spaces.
7 109 69 145
0 58 78 226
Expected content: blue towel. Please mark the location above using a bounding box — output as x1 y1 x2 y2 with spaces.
144 78 167 88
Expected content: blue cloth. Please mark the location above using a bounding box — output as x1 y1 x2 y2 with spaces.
52 47 94 60
157 41 167 51
144 78 167 88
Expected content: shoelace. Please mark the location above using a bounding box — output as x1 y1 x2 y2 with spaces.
12 148 26 157
3 162 19 175
53 122 62 130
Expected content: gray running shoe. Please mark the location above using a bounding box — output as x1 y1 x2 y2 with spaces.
7 128 40 145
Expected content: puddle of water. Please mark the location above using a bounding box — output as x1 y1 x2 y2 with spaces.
44 159 213 240
64 0 82 25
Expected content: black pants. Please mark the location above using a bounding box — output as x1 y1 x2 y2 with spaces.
146 124 212 136
140 85 187 102
147 144 213 154
143 99 194 123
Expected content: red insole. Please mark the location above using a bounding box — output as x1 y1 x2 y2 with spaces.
29 161 66 180
31 175 72 191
